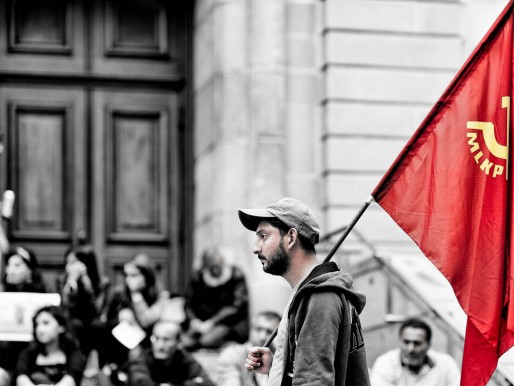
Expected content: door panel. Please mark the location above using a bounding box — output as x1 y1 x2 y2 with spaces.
91 0 184 80
1 87 87 241
0 86 87 290
92 90 179 285
0 0 191 293
106 109 169 243
0 0 86 74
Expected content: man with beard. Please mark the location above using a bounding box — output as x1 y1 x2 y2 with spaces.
370 318 460 385
238 197 371 386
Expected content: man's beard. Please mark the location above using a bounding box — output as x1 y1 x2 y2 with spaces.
263 241 290 276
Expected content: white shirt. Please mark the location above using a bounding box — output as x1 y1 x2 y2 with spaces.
266 269 314 386
370 348 460 386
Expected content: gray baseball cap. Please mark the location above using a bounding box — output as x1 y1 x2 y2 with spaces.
238 197 320 245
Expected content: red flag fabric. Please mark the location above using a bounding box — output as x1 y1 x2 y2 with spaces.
372 2 514 385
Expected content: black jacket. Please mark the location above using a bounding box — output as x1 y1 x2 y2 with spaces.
283 262 371 386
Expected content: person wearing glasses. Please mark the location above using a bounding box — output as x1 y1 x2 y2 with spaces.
127 321 214 386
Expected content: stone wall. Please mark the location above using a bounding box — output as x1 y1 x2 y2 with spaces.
192 0 510 316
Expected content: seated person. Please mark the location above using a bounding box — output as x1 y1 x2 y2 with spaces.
370 317 460 386
127 321 215 386
59 243 109 356
0 246 47 381
103 253 169 367
217 311 281 386
184 247 249 349
2 246 45 293
16 306 85 386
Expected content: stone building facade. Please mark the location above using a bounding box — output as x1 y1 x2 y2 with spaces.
192 0 511 378
192 0 508 312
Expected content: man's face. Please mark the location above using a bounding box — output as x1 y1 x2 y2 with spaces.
250 315 280 347
399 327 430 368
253 221 290 276
151 323 179 360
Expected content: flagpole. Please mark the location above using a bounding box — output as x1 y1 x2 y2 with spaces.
323 196 375 263
262 195 375 348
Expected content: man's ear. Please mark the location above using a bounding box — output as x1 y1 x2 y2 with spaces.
286 228 299 249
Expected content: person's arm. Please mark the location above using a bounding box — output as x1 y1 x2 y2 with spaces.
16 374 35 386
64 348 86 386
291 291 345 386
131 291 170 328
16 349 36 386
217 346 244 386
369 353 397 386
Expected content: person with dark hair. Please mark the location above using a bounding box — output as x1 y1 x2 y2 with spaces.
58 245 109 356
2 246 45 293
15 306 85 386
217 311 281 386
239 197 370 386
370 317 460 385
103 253 170 367
0 246 47 380
183 247 249 349
127 321 215 386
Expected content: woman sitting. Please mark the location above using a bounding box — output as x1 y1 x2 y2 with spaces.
2 246 45 293
59 246 108 356
16 306 85 386
103 253 169 368
0 247 46 380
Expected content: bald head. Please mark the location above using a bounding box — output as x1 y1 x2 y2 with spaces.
150 321 181 360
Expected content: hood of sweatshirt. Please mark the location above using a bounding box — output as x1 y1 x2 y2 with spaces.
289 262 367 314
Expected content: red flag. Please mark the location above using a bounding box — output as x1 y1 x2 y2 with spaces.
372 2 514 385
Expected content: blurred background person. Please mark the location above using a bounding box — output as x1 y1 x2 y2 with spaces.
0 246 47 381
127 321 214 386
183 247 249 350
370 318 460 386
2 246 45 293
15 305 85 386
58 244 109 357
217 311 281 386
103 253 170 368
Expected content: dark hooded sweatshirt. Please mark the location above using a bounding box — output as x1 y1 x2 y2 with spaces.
282 262 371 386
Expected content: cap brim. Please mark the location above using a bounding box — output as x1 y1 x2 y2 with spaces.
238 208 276 231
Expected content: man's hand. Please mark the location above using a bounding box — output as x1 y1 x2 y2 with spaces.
245 347 273 375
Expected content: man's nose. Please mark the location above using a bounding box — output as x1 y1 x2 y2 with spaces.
253 242 261 254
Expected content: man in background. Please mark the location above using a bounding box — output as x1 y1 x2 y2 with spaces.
217 311 281 386
371 317 460 386
127 321 214 386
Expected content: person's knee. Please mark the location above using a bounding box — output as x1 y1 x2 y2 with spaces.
0 368 10 386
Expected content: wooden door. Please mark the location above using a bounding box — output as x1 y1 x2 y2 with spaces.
91 90 180 291
0 86 87 288
0 0 192 292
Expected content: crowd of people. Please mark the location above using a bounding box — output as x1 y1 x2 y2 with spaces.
0 239 254 386
0 198 464 386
